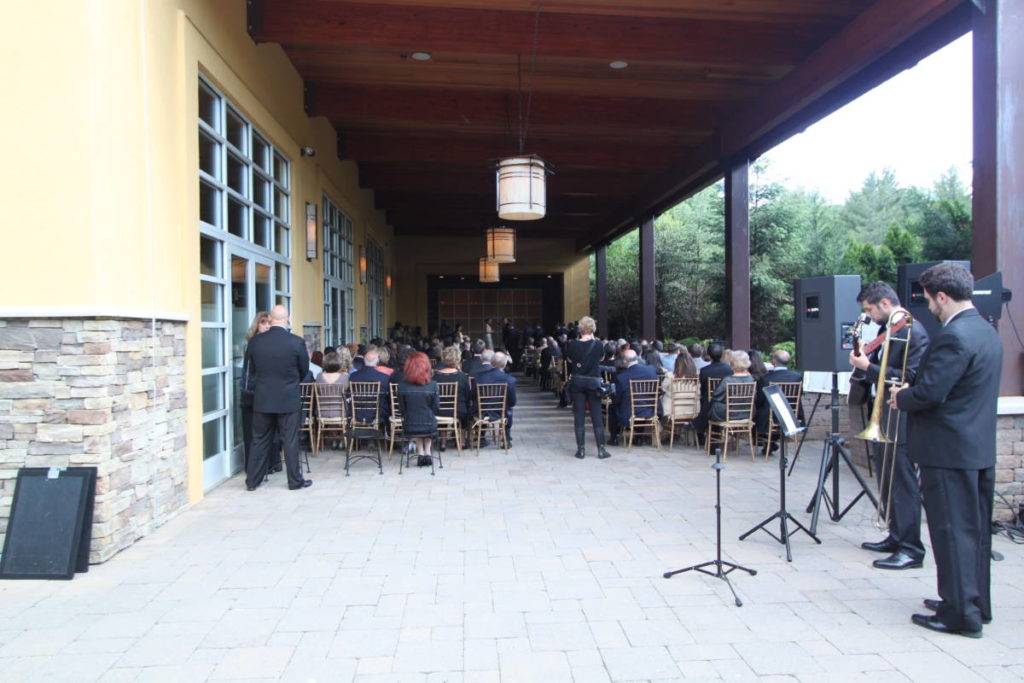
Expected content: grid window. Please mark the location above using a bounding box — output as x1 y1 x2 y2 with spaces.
322 195 355 345
367 239 385 339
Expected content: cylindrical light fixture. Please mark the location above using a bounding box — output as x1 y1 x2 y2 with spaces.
385 271 393 295
496 155 549 221
479 257 499 283
485 227 516 263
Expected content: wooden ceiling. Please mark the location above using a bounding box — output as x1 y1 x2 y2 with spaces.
249 0 970 250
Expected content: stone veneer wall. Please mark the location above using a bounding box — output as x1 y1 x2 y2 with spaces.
0 318 189 563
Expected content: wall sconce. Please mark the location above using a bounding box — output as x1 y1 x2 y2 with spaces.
359 245 367 284
305 202 317 261
385 271 393 296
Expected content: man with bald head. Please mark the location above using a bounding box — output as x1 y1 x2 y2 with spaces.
474 351 517 446
244 305 312 491
607 348 658 446
753 348 804 448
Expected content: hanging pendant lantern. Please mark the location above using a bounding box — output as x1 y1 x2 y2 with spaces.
496 155 549 221
485 227 517 263
479 257 500 283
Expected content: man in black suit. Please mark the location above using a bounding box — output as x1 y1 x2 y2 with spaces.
889 263 1002 638
691 342 733 437
349 349 392 423
462 339 488 376
474 351 517 445
849 282 930 570
244 305 312 491
607 349 659 445
753 349 803 442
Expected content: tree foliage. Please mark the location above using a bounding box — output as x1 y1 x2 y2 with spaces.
594 164 973 351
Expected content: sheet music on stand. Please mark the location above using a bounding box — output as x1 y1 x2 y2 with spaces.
803 371 852 397
763 384 805 438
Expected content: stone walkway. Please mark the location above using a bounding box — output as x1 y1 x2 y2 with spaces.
1 377 1023 682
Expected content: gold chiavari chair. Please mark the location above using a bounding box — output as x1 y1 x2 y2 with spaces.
763 381 803 459
299 382 317 471
666 376 700 448
344 381 385 475
314 381 349 453
471 383 508 454
706 381 757 460
435 380 462 456
387 383 405 459
627 378 661 451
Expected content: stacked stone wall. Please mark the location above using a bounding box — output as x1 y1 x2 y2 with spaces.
0 318 189 563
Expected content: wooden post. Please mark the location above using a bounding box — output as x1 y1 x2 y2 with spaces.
725 160 751 351
595 245 609 339
639 217 657 341
973 0 1024 395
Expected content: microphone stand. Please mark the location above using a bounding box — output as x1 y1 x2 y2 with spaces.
663 448 756 606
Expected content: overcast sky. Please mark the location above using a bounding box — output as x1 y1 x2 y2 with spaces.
758 34 972 204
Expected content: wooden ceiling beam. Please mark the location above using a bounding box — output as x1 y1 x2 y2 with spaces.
258 1 827 64
373 190 618 214
359 164 654 196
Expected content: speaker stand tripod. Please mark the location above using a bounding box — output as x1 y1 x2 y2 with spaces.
664 448 756 606
740 428 820 561
805 373 878 536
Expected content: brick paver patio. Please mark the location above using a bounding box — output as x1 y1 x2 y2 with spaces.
1 379 1022 682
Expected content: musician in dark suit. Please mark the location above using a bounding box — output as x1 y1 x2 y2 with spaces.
889 263 1002 638
753 349 803 441
849 282 930 570
474 352 517 445
608 349 659 444
244 305 312 491
690 342 733 437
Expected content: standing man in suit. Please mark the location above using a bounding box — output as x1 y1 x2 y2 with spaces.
889 263 1002 638
474 351 517 446
244 305 312 491
753 349 803 444
850 282 930 570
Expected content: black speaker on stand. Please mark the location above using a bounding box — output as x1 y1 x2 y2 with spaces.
898 260 970 341
793 276 878 535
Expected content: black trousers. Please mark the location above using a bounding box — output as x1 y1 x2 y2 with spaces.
571 388 605 448
920 465 994 630
872 440 925 559
247 411 303 489
241 402 254 472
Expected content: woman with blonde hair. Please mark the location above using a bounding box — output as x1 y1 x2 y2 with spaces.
708 350 755 423
565 315 610 460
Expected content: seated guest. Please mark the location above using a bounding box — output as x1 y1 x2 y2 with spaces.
315 351 349 404
608 349 659 445
471 349 494 378
754 349 804 448
748 350 769 381
434 345 473 422
397 352 439 464
662 351 701 421
375 347 395 376
690 343 709 372
391 345 414 385
708 350 756 422
660 343 680 373
462 339 487 375
474 351 517 445
349 349 392 422
691 342 733 435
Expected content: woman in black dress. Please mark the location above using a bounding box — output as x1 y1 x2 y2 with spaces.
565 316 610 460
397 351 439 464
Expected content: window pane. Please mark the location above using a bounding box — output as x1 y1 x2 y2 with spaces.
274 189 288 221
199 131 219 177
200 236 220 276
253 176 270 210
227 197 247 238
227 153 247 194
200 181 220 227
253 214 271 249
202 371 224 412
202 327 223 367
199 81 218 128
202 415 224 459
201 281 222 322
276 294 290 307
226 107 246 152
273 153 288 186
252 132 270 172
275 225 289 257
276 263 289 291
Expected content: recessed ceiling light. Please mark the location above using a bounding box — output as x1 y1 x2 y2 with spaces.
410 51 431 61
609 60 628 70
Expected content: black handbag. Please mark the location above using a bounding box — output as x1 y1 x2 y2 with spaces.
571 341 613 398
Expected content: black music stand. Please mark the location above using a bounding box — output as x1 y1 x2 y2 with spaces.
663 448 756 606
804 373 878 536
739 385 820 561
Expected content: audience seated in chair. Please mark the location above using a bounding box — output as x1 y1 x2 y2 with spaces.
753 349 804 451
473 351 517 445
607 349 659 446
691 342 734 437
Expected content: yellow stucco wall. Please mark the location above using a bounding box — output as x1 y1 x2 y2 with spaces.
2 0 395 503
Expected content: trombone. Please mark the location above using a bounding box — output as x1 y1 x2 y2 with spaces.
855 308 913 530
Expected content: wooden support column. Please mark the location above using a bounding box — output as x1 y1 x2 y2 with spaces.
639 218 657 341
973 0 1024 395
595 245 609 339
725 160 751 350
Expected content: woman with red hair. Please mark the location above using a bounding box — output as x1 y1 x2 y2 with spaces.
398 351 439 466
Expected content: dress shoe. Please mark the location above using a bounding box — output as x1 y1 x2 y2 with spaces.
574 447 586 459
267 464 283 474
911 613 982 638
861 537 898 553
246 484 258 492
923 599 991 624
288 479 313 490
596 446 611 459
606 436 620 447
872 551 923 570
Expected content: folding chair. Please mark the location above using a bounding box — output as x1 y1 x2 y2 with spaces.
387 383 406 458
706 381 757 460
626 378 661 451
762 381 803 459
315 381 349 453
435 380 463 456
471 383 508 454
343 381 385 475
666 376 700 448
